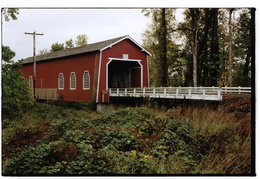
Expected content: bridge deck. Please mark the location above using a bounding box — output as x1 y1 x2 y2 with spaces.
109 87 251 101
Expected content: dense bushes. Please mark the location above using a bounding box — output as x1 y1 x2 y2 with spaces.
2 60 34 117
2 103 252 175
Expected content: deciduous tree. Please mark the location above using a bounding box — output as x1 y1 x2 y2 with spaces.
2 8 19 22
142 8 178 87
65 38 74 49
75 34 88 47
50 42 65 52
38 48 49 55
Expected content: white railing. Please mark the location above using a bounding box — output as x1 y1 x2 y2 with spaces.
221 86 251 94
108 86 251 101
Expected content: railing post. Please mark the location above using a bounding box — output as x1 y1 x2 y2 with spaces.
153 88 156 97
189 86 191 98
125 88 127 95
239 86 241 94
164 88 167 97
134 88 136 96
143 88 146 96
117 88 119 95
218 89 221 100
176 88 179 97
109 88 111 94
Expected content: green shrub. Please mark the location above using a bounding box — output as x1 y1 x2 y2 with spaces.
2 61 34 118
3 141 96 175
99 130 139 151
63 130 92 144
3 143 52 175
3 104 252 175
48 117 73 138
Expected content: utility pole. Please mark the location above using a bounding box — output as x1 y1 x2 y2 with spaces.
25 31 44 100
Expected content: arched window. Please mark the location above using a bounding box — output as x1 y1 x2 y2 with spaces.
29 76 33 88
70 72 76 90
83 70 90 90
58 73 64 90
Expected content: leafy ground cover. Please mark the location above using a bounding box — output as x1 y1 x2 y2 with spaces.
2 98 252 175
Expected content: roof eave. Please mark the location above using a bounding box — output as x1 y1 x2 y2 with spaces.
22 49 100 65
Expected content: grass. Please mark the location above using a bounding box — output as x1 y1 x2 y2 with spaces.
2 99 253 175
173 100 252 174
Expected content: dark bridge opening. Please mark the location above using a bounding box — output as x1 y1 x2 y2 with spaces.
108 60 141 88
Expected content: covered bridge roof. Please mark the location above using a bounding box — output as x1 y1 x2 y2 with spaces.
23 35 151 64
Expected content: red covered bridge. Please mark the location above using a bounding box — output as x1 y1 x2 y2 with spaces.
21 35 251 111
21 35 151 109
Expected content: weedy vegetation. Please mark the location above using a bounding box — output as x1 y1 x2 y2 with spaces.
2 98 252 175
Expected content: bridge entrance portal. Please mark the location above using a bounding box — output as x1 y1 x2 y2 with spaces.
108 59 142 88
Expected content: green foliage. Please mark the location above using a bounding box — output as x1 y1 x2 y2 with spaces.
2 103 252 175
99 130 139 151
48 117 73 138
2 46 34 117
2 45 16 63
2 8 19 22
142 8 180 86
3 144 52 175
75 34 88 47
143 8 252 87
65 38 74 49
50 42 65 52
40 34 89 54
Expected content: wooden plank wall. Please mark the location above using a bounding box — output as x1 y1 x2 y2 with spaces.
36 88 58 100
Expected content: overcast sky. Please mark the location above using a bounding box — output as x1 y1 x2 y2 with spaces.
2 9 157 62
2 0 259 62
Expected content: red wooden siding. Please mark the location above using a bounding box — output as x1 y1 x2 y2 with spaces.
21 37 150 104
21 52 100 102
97 39 149 103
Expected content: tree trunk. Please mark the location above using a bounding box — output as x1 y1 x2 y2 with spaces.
161 8 168 86
193 25 198 87
209 8 220 86
190 9 199 87
199 8 211 86
157 8 168 87
228 9 234 87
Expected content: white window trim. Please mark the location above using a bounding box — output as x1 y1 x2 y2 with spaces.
83 70 90 90
70 72 76 90
58 73 64 90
